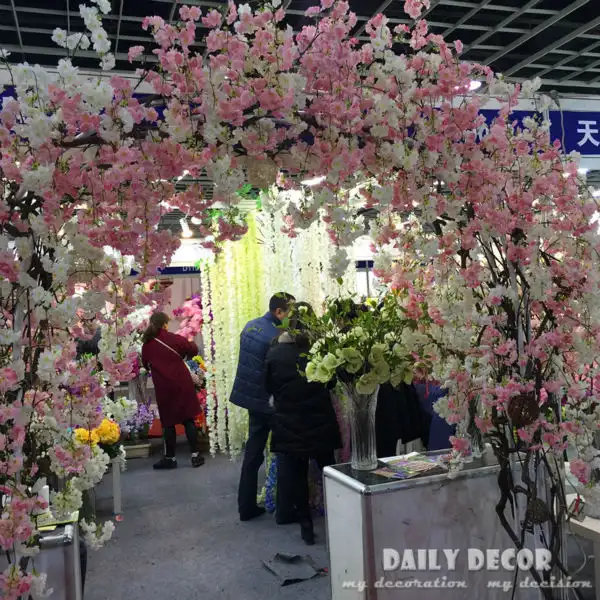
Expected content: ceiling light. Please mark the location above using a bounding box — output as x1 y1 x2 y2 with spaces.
593 190 600 198
469 81 482 91
301 175 326 186
180 218 193 238
177 170 190 181
578 168 589 175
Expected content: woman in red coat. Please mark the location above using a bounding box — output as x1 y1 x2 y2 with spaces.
141 312 205 469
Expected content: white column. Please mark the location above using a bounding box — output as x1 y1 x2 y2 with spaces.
111 459 122 515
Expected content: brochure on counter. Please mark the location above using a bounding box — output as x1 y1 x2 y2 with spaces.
374 452 449 480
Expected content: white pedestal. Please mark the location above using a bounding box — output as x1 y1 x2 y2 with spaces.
324 453 565 600
111 458 122 515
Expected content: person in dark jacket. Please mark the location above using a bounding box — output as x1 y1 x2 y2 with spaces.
376 382 431 457
266 303 341 545
231 292 295 521
141 311 205 470
76 326 101 359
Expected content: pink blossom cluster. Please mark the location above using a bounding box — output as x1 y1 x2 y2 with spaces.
174 295 203 341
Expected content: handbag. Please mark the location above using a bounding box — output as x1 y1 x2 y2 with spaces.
154 337 204 390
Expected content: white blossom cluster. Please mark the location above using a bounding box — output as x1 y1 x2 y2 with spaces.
102 396 137 431
80 519 115 551
51 2 114 71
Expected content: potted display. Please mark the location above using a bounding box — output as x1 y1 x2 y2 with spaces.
123 404 155 459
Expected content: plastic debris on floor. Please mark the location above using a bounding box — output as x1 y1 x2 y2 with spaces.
262 553 326 586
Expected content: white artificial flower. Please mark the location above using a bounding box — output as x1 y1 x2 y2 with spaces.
29 573 52 600
91 27 110 52
56 58 79 83
73 445 110 491
51 28 68 48
80 5 100 31
328 247 351 279
117 107 134 133
100 53 116 71
103 396 137 427
521 77 542 98
37 349 59 382
21 165 53 194
0 49 10 58
65 33 90 51
91 0 111 14
0 329 20 346
81 80 114 111
80 519 115 550
30 286 52 308
99 114 120 143
17 114 54 148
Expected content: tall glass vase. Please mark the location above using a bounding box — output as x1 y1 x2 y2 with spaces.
342 383 379 471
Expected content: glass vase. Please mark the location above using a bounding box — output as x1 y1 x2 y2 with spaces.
455 419 474 464
342 383 379 471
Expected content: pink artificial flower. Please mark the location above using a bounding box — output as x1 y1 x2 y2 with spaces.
404 0 431 20
202 9 222 28
127 46 144 62
570 458 591 485
450 436 471 454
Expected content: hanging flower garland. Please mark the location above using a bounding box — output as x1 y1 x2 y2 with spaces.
200 262 219 456
204 205 357 457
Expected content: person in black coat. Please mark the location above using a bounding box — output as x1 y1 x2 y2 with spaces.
376 382 431 457
76 327 101 360
266 303 341 545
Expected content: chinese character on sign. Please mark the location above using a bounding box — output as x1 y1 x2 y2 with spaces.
577 120 600 147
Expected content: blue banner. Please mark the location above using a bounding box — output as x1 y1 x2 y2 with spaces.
129 266 201 277
479 109 600 156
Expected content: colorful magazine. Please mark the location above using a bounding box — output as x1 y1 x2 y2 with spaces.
375 453 449 480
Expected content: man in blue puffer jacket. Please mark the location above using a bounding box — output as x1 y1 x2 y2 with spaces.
231 292 295 521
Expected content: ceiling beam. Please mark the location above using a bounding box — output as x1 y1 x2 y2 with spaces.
149 0 221 6
561 56 600 82
462 0 543 54
168 0 179 23
9 0 24 60
482 0 591 66
420 0 442 20
510 76 600 89
65 0 70 34
533 41 600 81
114 0 125 55
504 14 600 76
443 0 494 38
527 62 600 74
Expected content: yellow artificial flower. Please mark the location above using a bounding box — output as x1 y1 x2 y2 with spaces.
192 355 207 371
74 428 100 446
95 418 121 445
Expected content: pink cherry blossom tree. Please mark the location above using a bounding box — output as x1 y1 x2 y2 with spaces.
0 0 598 595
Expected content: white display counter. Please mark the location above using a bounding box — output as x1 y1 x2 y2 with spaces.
324 452 571 600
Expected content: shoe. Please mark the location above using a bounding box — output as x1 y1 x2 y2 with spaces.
153 457 178 470
191 453 205 468
300 519 315 545
240 506 266 522
276 512 299 525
